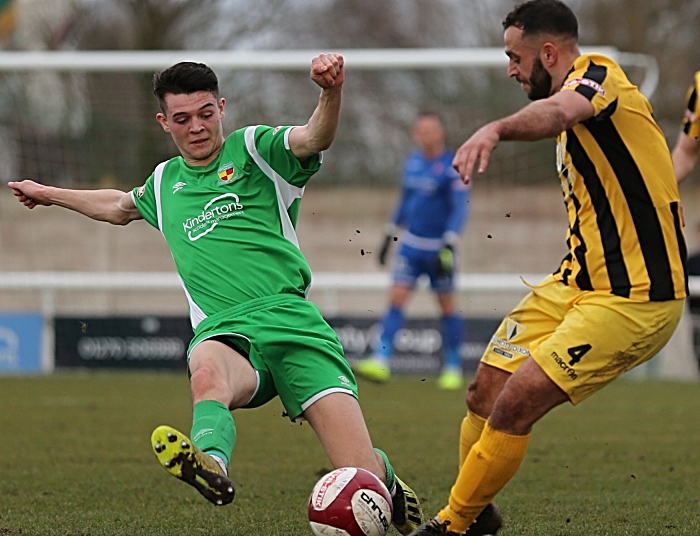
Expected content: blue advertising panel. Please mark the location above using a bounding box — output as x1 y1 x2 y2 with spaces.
0 313 43 373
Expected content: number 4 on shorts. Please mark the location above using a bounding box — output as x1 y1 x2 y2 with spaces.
567 344 592 366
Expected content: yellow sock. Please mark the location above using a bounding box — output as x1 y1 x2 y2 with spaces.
459 411 487 468
439 422 530 534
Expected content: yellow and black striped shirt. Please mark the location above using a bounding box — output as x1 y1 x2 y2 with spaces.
554 53 687 301
680 71 700 141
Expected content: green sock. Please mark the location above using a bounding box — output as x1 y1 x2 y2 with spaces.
191 400 236 467
374 448 397 495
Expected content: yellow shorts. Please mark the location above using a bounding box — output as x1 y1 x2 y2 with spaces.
481 275 685 404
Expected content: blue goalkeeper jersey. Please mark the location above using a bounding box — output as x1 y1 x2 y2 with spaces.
391 149 469 248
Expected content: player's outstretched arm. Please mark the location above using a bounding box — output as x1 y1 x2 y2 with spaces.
453 90 594 183
7 179 142 226
288 53 344 160
672 131 700 183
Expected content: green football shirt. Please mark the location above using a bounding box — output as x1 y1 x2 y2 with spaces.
132 125 322 328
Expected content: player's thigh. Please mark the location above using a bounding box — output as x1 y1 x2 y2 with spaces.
188 338 258 409
532 294 684 404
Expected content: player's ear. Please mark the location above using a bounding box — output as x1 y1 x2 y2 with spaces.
156 113 170 132
541 42 558 68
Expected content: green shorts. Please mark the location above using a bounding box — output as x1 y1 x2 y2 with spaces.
188 293 358 421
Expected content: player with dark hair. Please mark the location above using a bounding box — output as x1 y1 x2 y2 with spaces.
353 112 470 390
409 1 687 534
152 61 220 113
9 54 424 535
672 71 700 183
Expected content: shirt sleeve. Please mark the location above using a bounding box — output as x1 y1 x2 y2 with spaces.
560 56 619 121
250 125 322 188
131 172 159 229
681 72 700 141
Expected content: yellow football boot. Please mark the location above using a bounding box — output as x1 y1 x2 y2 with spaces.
392 476 425 535
352 358 391 383
151 425 235 506
437 369 464 391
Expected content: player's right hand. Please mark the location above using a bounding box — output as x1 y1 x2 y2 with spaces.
452 122 500 184
377 234 393 266
7 179 50 209
310 53 345 90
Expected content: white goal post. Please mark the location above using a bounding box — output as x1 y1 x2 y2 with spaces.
0 47 659 97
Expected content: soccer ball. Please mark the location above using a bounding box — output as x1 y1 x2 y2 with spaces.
308 467 393 536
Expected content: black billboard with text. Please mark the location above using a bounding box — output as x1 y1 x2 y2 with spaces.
54 316 501 373
54 316 193 370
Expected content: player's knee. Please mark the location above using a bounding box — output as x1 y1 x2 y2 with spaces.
466 378 496 418
190 366 233 405
488 383 550 435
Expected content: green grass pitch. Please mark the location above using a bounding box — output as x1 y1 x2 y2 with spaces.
0 372 699 535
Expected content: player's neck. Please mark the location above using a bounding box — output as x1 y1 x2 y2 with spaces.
422 145 444 160
553 47 582 91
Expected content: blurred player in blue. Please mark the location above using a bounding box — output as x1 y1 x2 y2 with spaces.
353 112 470 390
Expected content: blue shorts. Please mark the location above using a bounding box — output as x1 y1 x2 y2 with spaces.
391 243 455 292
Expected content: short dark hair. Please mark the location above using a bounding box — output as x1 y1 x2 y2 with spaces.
503 0 578 40
152 62 220 113
417 111 445 125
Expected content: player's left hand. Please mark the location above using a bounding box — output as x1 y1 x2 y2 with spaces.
436 245 455 277
310 53 345 90
452 122 500 184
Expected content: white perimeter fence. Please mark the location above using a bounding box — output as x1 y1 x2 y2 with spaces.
0 271 698 380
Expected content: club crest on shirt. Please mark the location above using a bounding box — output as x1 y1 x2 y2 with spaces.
505 318 526 341
217 161 236 183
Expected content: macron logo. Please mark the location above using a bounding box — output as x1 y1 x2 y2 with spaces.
173 182 187 194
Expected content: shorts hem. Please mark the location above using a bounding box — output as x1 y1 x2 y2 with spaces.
292 387 357 422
